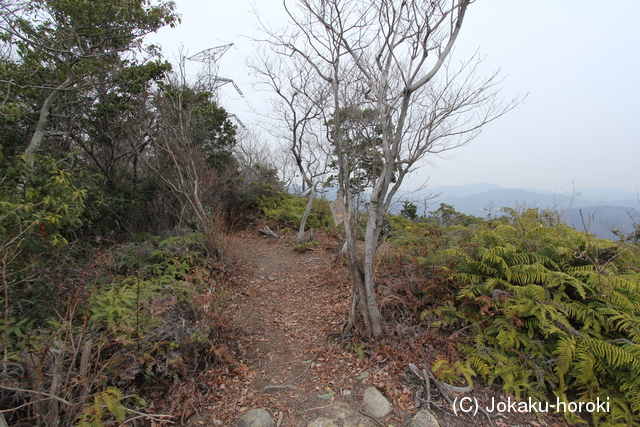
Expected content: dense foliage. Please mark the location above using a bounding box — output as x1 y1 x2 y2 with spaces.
388 207 640 426
259 192 333 232
0 0 278 424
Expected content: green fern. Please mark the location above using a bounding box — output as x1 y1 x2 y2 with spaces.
431 358 475 388
424 208 640 425
77 387 126 427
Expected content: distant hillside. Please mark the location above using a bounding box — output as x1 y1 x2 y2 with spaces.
565 206 639 240
394 184 639 240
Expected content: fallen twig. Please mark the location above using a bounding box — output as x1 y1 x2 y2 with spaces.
300 404 334 413
260 226 280 238
296 257 320 265
125 407 174 424
357 409 385 426
0 385 70 406
422 367 431 411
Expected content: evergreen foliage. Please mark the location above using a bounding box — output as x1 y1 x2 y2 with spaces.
418 208 640 425
400 201 419 221
259 192 333 231
0 152 87 250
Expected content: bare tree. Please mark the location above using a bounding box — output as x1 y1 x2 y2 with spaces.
142 63 236 259
261 0 520 337
234 128 281 181
250 48 332 243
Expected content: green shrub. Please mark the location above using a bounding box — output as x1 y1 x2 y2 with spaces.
89 276 160 333
425 209 640 425
259 191 333 231
293 240 319 253
0 153 87 250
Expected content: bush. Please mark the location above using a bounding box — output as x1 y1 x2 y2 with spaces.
424 209 640 425
259 192 333 231
0 233 232 425
0 153 87 251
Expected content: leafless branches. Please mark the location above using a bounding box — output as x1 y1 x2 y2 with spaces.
257 0 520 336
250 43 333 242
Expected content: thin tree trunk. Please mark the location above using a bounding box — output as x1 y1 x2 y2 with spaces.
297 184 316 243
25 76 76 167
362 202 384 337
347 259 372 336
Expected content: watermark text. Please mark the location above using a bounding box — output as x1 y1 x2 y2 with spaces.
453 396 610 416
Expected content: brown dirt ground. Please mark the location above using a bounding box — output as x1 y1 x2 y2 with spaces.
188 229 572 427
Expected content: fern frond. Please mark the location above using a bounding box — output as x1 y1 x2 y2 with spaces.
494 224 516 241
606 290 638 311
581 338 640 371
509 263 551 286
554 336 576 392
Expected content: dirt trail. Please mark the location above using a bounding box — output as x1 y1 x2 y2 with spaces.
195 231 562 427
230 231 345 392
216 231 386 426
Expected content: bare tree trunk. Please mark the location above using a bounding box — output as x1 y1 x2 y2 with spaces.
24 76 76 167
297 184 316 243
262 0 517 339
346 255 372 336
362 200 384 337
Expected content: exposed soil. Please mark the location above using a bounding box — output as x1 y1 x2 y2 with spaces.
190 229 572 427
214 229 384 426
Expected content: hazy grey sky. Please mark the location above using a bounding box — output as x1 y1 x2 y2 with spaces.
146 1 640 192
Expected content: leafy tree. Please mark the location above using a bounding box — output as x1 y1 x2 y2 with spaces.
153 81 237 169
327 107 386 195
0 55 32 157
429 203 480 227
0 151 87 252
79 60 172 189
0 0 179 166
401 201 418 221
145 75 238 256
180 87 237 170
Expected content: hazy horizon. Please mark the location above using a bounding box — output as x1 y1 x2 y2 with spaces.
146 1 640 193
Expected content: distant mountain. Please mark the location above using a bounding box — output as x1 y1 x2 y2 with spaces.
420 183 505 197
566 206 639 240
396 184 640 240
561 187 639 203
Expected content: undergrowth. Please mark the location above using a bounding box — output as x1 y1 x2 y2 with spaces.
1 232 235 426
384 207 640 426
259 191 333 232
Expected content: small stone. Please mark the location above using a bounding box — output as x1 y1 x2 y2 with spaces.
237 408 275 427
307 418 338 427
411 409 440 427
356 371 370 381
362 387 392 418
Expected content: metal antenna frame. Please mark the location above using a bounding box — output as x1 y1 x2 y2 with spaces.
187 44 245 128
187 44 243 97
